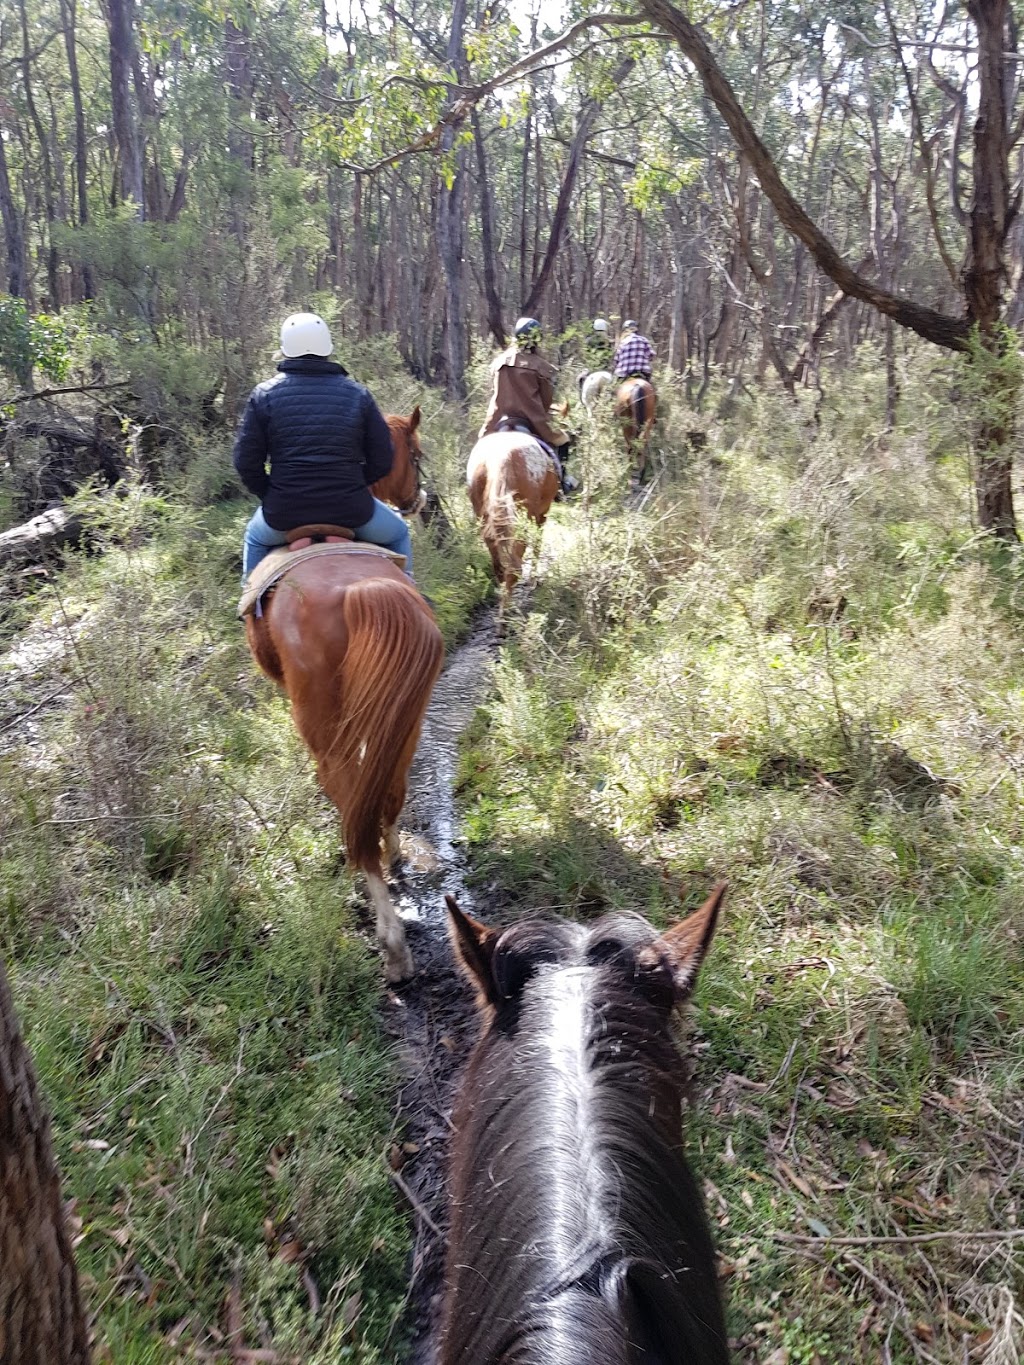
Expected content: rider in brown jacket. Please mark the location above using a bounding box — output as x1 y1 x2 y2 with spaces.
479 318 576 494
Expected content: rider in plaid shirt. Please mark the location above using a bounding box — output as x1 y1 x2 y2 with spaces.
613 320 655 379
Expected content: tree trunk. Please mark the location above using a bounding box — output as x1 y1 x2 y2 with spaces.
224 14 254 239
18 0 61 306
104 0 144 216
437 0 469 399
523 56 635 317
0 130 28 300
59 0 93 297
0 956 90 1364
471 108 506 346
964 0 1017 539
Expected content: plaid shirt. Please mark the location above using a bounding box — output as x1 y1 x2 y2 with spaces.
613 333 655 377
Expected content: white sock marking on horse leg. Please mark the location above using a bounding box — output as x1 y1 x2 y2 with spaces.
365 871 413 981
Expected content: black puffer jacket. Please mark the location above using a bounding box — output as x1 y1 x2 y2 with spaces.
232 356 394 530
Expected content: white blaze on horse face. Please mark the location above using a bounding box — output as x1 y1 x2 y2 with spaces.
541 967 610 1259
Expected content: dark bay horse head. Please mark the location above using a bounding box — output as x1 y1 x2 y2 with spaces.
440 885 730 1365
376 405 425 515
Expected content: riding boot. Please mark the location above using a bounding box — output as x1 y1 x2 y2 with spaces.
557 443 578 498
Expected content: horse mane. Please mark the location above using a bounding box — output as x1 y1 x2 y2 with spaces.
442 914 728 1365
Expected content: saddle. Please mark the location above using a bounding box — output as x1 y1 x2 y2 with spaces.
286 522 354 548
237 524 407 620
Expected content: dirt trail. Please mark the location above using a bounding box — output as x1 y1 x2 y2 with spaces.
383 612 499 1363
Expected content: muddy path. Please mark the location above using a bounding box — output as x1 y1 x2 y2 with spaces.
383 610 500 1363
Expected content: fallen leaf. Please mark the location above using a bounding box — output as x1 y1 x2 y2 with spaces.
775 1159 813 1199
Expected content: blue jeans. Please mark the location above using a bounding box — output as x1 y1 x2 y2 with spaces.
242 502 413 580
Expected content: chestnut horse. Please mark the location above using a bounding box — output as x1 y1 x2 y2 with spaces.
441 885 730 1365
466 431 559 598
245 551 443 980
374 406 425 515
614 379 657 482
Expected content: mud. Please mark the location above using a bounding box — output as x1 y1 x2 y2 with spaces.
383 612 499 1363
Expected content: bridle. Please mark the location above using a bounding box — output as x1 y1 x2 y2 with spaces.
395 438 427 517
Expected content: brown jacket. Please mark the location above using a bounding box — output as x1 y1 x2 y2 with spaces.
479 346 568 447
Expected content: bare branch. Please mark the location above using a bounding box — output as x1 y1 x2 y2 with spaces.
4 380 130 406
881 0 960 285
333 12 650 174
637 0 970 350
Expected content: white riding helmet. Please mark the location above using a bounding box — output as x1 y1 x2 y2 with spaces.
280 312 333 358
593 318 610 333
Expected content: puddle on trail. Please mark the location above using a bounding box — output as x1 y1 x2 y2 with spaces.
0 611 85 755
384 610 499 1365
393 613 498 924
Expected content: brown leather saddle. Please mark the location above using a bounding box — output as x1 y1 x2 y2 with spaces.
237 525 406 620
285 523 355 549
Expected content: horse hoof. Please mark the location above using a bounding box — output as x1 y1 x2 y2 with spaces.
386 948 415 984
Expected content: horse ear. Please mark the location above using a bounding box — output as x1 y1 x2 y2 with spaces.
641 882 726 1000
409 404 421 432
446 894 500 1007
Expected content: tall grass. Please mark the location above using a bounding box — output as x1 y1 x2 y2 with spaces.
0 360 491 1360
457 346 1024 1363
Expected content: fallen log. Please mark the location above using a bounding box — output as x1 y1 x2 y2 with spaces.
0 507 82 568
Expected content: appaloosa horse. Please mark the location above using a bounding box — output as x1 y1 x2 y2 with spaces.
441 885 730 1365
244 547 443 980
466 431 560 599
375 406 426 515
614 379 657 482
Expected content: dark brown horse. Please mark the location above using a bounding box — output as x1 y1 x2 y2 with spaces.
614 379 657 482
466 431 559 601
375 406 425 515
441 885 730 1365
245 549 443 980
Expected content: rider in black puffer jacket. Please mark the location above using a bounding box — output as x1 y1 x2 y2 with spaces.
233 312 413 580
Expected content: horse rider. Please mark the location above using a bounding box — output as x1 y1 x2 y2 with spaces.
613 319 656 382
480 316 578 496
585 317 614 372
233 312 413 581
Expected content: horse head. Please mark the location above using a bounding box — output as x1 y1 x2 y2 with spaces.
440 885 730 1365
446 884 725 1025
382 405 426 515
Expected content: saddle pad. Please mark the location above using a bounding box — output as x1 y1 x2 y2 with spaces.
237 541 407 620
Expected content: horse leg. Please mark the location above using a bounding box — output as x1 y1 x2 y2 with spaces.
384 823 401 871
363 865 413 982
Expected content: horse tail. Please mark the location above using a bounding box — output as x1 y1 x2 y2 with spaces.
577 370 586 397
632 382 645 438
332 580 444 871
483 461 519 574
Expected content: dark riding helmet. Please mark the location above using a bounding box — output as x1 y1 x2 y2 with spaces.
514 316 542 350
622 319 639 333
